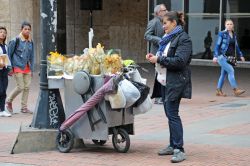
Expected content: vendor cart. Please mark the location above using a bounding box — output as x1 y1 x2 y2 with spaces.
53 68 142 153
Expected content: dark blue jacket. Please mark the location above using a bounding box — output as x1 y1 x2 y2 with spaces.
214 30 243 58
157 30 192 101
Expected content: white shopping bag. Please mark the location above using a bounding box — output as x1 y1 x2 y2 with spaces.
119 79 141 108
133 95 152 115
105 85 126 109
155 63 166 86
130 69 147 84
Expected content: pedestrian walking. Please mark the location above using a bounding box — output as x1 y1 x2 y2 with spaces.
213 19 245 97
5 21 34 114
146 11 192 163
144 4 168 104
0 26 12 117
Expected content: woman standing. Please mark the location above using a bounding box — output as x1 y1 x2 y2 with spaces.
5 21 34 114
144 4 168 104
0 26 11 117
213 19 245 96
146 11 192 163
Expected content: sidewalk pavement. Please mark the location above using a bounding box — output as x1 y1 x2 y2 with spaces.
0 64 250 166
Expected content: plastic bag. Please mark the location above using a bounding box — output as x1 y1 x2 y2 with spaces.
133 95 152 115
130 68 147 84
130 69 143 82
105 85 126 109
155 63 166 86
119 79 141 108
131 81 150 107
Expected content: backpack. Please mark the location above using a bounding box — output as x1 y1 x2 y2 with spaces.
10 37 20 60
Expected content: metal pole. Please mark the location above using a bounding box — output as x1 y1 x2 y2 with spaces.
88 10 94 48
31 0 65 129
220 0 227 31
146 0 150 53
90 10 93 29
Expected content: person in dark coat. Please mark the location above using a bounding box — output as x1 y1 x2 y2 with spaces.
202 31 212 59
146 11 192 163
144 4 167 104
0 26 11 117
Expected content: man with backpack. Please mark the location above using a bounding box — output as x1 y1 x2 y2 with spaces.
6 21 34 114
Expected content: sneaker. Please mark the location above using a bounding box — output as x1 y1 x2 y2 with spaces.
171 149 186 163
5 102 13 113
216 89 226 97
21 108 33 114
233 88 245 96
158 145 174 155
4 109 13 115
0 111 12 117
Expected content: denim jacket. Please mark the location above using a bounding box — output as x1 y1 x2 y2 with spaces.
7 34 35 72
214 30 243 58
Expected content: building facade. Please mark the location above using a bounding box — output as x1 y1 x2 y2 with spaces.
0 0 249 69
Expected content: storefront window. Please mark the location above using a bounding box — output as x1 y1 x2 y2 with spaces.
148 0 183 20
147 0 250 61
186 0 219 59
224 0 250 60
188 0 219 13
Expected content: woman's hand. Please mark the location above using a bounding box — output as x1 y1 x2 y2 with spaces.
212 57 218 64
146 53 154 60
240 57 245 62
146 53 157 64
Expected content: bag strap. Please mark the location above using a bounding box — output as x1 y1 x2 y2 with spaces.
11 37 20 60
234 35 237 59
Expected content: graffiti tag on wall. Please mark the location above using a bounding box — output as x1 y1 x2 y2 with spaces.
49 91 59 127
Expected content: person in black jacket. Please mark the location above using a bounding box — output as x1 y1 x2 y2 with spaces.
146 11 192 163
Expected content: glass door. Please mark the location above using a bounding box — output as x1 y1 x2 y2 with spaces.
185 0 250 60
224 0 250 60
185 0 220 59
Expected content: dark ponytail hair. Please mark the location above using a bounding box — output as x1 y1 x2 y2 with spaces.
0 26 7 44
163 11 185 26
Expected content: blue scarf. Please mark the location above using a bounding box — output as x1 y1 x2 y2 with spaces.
158 25 183 56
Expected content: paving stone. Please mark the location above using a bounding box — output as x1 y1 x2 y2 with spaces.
1 65 250 165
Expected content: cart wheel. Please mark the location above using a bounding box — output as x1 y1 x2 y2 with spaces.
92 139 107 146
112 128 130 153
56 129 74 153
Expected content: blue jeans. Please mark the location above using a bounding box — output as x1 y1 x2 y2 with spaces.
217 55 238 89
163 98 184 152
